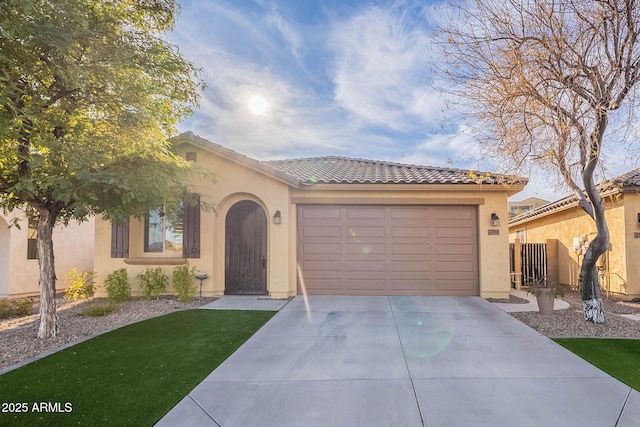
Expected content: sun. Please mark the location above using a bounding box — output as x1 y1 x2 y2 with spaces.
248 95 268 115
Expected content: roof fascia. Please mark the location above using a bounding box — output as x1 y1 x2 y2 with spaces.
298 183 526 192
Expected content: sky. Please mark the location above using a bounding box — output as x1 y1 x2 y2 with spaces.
168 0 633 203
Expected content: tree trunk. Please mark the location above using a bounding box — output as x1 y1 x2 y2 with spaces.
36 210 59 339
579 169 608 324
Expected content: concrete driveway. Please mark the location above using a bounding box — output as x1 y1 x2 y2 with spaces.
157 296 640 426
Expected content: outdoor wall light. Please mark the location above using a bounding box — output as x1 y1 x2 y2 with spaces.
491 213 500 227
273 210 282 224
637 212 640 223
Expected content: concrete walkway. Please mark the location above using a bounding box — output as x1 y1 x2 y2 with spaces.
157 296 640 426
200 295 291 311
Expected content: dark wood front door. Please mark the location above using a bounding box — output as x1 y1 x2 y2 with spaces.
225 201 267 295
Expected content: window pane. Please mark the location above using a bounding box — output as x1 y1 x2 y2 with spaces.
165 213 183 255
144 208 164 253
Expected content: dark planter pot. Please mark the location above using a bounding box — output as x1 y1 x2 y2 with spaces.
535 288 555 315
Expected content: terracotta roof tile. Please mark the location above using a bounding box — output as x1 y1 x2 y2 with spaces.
264 156 524 185
174 132 526 187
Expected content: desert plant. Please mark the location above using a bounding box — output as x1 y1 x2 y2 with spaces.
0 299 33 319
105 268 131 303
137 267 169 300
172 263 197 302
79 302 119 317
63 268 96 301
524 277 566 299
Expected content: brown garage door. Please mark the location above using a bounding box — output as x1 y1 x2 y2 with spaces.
297 205 478 296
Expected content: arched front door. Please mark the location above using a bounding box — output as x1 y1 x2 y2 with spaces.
225 201 267 295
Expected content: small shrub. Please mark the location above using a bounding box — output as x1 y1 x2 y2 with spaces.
0 299 33 319
63 268 96 301
137 267 169 300
105 268 131 303
172 263 197 302
79 302 119 317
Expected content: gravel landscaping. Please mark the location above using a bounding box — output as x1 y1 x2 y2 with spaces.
510 290 640 339
2 291 640 371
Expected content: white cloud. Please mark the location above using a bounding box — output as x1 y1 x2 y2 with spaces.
265 7 302 61
397 125 482 167
329 3 443 132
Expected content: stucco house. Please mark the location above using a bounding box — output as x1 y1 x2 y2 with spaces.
93 132 526 299
0 212 94 299
509 168 640 300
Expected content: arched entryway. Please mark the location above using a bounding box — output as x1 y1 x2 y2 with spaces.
225 200 268 295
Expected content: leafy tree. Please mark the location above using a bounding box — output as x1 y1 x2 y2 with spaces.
0 0 204 337
437 0 640 323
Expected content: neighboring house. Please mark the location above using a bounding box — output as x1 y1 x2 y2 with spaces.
508 197 550 218
509 168 640 300
93 132 526 299
0 211 94 299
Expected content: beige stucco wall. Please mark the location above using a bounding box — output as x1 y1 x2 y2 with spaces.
509 194 640 299
622 194 640 297
93 141 519 300
93 144 294 299
0 211 95 299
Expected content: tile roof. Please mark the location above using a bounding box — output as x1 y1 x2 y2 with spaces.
264 156 525 185
509 167 640 226
174 132 526 187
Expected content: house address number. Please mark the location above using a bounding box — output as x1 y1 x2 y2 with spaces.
488 229 500 235
634 232 640 239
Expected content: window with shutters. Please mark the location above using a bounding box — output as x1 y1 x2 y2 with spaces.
111 195 200 259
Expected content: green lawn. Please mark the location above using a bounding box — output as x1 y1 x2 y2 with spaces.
554 338 640 391
0 309 275 426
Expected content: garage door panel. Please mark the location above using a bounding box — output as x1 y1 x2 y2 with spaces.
301 226 341 238
345 279 387 293
301 260 342 272
435 280 477 294
433 208 475 220
346 260 386 272
390 226 430 238
301 243 342 255
392 261 430 273
389 279 433 292
436 261 476 273
391 244 430 256
300 207 341 220
346 226 386 238
301 279 342 292
436 244 474 256
346 208 385 220
347 243 386 255
298 205 478 296
390 208 432 220
435 227 475 239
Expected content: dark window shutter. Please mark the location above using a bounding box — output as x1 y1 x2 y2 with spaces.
111 219 130 258
182 195 201 258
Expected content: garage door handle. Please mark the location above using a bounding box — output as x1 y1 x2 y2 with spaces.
261 256 266 268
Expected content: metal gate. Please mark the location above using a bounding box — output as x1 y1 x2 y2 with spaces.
510 242 548 286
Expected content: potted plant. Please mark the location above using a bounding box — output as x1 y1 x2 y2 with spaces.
524 277 565 315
